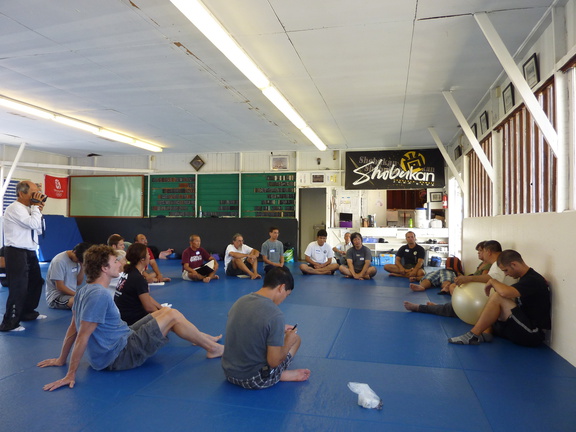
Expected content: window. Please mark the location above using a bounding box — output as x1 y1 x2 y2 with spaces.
468 135 493 217
501 80 556 214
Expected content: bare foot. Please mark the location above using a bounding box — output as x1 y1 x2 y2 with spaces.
250 273 262 280
212 275 220 280
426 301 437 306
162 277 172 282
206 343 224 359
410 283 425 292
204 333 222 342
280 368 311 382
403 301 420 312
203 277 211 283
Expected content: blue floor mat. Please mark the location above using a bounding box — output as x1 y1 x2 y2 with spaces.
0 260 574 432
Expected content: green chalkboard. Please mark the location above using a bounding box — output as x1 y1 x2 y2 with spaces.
240 173 296 218
69 175 144 217
197 174 239 217
149 175 196 217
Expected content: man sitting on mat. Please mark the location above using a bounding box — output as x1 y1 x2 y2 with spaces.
339 232 377 280
261 226 287 274
224 233 261 279
134 234 171 283
222 267 310 389
384 231 425 280
45 242 91 310
299 229 339 275
182 234 219 283
448 249 550 346
38 244 223 391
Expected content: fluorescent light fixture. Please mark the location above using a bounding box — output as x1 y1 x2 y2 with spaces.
170 0 269 90
54 116 99 134
96 129 135 145
133 140 164 153
0 96 54 120
170 0 327 151
301 126 327 151
96 130 163 153
0 94 163 152
262 86 307 130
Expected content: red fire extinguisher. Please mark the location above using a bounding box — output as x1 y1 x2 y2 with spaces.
442 194 448 209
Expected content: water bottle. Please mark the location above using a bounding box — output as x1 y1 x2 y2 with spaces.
199 206 203 218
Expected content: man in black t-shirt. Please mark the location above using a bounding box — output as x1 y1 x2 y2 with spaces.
384 231 426 280
449 249 551 346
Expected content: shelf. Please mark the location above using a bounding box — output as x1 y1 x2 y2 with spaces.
357 227 449 266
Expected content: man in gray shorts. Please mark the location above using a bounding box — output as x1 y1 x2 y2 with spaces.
38 244 224 391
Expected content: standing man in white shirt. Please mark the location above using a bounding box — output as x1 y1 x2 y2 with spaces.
0 181 47 332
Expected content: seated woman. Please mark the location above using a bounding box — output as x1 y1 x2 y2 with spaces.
114 243 164 325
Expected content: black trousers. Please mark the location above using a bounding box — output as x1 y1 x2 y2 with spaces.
0 246 45 330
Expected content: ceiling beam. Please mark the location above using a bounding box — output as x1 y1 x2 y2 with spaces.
0 161 155 174
474 12 558 156
442 91 495 183
428 127 465 193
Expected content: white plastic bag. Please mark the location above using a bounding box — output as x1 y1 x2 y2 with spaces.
347 382 383 410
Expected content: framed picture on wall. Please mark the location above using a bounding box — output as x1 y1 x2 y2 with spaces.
523 53 540 89
454 144 463 160
430 192 443 202
270 155 289 170
471 123 477 138
503 83 515 113
311 173 325 184
480 111 489 134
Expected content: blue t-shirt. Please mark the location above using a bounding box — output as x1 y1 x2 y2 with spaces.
73 283 131 370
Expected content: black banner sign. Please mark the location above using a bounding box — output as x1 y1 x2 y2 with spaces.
345 150 445 190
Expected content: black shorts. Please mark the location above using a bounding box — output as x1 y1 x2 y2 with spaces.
493 306 545 347
226 262 245 276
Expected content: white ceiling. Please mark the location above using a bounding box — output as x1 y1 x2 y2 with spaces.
0 0 553 158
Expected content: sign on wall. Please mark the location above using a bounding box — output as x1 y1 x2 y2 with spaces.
345 150 445 190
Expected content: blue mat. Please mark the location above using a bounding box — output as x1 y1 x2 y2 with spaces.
1 260 575 432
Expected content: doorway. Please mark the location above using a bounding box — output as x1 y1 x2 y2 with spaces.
298 188 326 260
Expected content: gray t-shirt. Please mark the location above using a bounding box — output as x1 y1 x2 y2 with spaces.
222 292 285 379
346 245 372 272
261 239 284 264
45 251 82 304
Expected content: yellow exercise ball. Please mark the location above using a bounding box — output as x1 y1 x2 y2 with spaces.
452 282 489 325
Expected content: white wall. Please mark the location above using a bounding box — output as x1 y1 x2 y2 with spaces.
463 212 576 367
